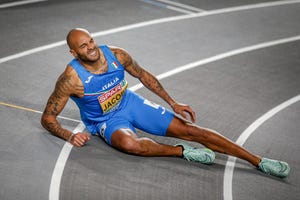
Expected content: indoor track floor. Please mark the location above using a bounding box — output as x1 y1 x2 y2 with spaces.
0 0 300 200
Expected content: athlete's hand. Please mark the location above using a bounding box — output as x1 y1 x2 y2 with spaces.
172 102 196 123
69 133 90 147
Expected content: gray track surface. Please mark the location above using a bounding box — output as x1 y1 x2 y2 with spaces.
0 0 299 200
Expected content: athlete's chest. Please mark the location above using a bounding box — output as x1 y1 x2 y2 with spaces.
84 69 122 88
79 70 128 114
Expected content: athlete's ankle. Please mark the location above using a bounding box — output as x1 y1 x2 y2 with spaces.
176 145 184 158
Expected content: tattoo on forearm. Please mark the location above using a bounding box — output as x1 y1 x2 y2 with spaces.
41 73 74 140
42 120 71 140
142 71 173 103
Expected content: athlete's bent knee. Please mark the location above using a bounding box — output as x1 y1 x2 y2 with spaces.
116 136 143 155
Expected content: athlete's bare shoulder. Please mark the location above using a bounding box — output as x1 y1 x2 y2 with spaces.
108 46 133 67
108 46 145 78
55 65 84 98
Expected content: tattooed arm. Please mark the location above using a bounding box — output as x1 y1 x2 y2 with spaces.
41 66 90 146
111 47 196 122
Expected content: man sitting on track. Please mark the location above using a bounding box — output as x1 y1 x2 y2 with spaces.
41 28 290 178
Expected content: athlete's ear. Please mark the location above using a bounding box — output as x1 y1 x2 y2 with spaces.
70 49 78 58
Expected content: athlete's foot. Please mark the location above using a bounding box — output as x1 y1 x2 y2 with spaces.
176 143 215 165
258 158 290 178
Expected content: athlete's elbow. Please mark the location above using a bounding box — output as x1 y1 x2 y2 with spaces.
40 114 48 130
40 113 54 131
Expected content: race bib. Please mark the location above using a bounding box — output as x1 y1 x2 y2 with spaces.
98 80 128 114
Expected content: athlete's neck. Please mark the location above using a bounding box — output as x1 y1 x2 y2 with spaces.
79 52 107 74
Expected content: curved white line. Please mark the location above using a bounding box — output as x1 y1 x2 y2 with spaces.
0 0 47 8
49 122 85 200
44 2 300 199
48 85 147 200
165 5 195 14
223 95 300 200
1 0 300 64
129 35 300 91
48 35 300 200
155 0 205 12
0 1 296 199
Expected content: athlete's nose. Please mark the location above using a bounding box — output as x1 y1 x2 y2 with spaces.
87 42 94 49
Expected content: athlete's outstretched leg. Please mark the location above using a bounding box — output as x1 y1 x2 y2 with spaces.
109 118 290 177
166 117 261 166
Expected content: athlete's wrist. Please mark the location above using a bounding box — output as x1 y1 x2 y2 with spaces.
170 101 177 109
67 132 75 142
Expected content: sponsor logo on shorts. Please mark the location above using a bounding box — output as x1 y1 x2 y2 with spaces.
100 123 106 138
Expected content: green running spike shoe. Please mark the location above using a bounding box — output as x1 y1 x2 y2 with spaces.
176 143 215 165
258 158 290 178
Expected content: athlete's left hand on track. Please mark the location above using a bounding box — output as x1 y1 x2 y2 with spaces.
172 103 196 123
70 133 90 147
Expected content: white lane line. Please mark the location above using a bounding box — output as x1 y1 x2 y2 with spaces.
155 0 205 12
48 83 144 200
23 1 297 199
130 36 300 200
0 0 47 9
165 5 195 14
0 41 66 64
140 0 198 14
49 122 85 200
48 35 300 200
223 95 300 200
140 0 193 14
207 0 300 16
130 35 300 91
2 0 300 64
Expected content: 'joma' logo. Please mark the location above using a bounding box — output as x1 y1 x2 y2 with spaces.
85 76 93 83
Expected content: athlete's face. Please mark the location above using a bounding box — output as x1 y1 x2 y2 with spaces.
70 31 100 63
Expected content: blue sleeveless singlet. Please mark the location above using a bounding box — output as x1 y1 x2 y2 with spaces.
70 45 128 133
69 45 174 145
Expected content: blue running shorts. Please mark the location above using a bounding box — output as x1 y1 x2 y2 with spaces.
96 90 175 145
